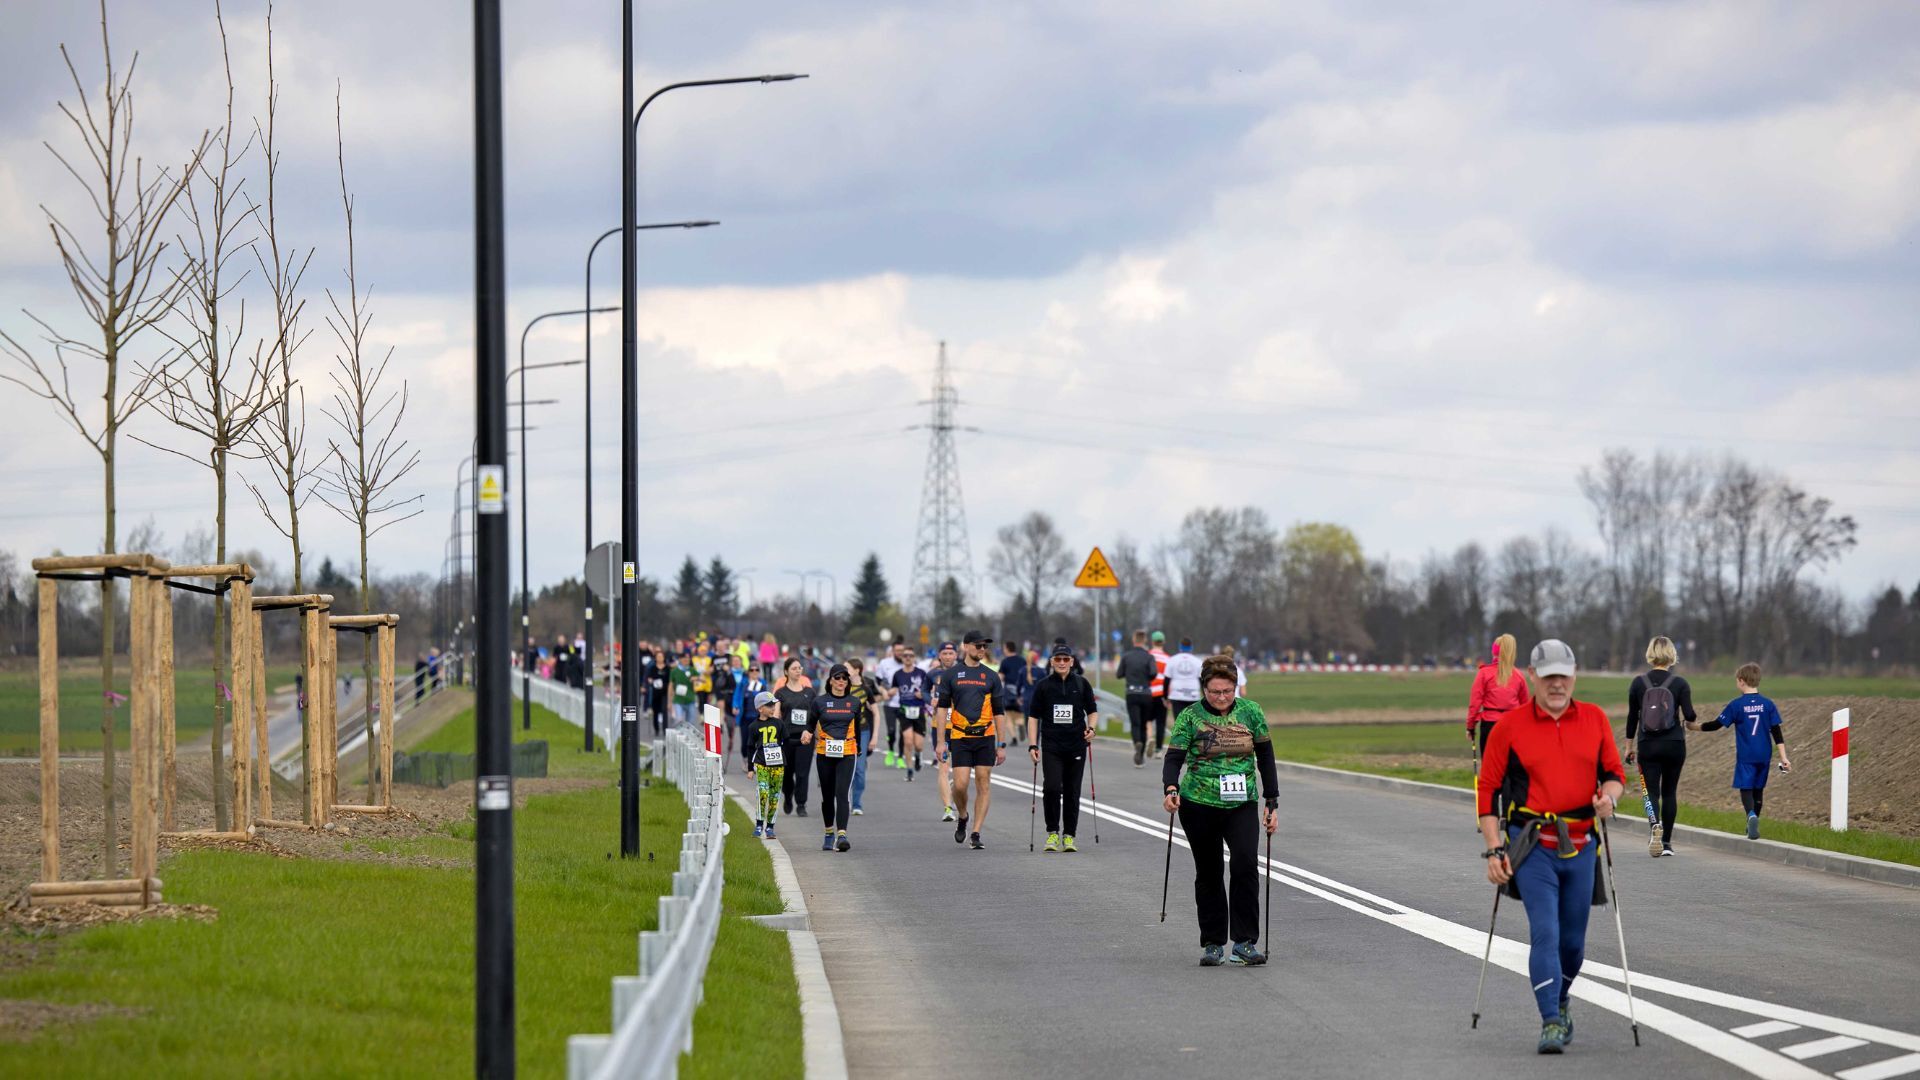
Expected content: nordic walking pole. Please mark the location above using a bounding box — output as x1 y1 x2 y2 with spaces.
1263 812 1274 956
1159 806 1176 922
1470 884 1503 1029
1029 752 1039 853
1598 818 1643 1046
1086 743 1100 843
1635 764 1661 857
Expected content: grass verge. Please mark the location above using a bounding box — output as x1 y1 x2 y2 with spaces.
0 744 798 1076
1238 671 1920 717
412 699 610 778
0 663 302 754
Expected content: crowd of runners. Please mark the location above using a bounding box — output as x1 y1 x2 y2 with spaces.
599 622 1800 1056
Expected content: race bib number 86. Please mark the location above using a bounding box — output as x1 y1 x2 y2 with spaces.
791 708 809 727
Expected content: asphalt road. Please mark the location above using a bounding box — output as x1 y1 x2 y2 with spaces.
745 736 1920 1080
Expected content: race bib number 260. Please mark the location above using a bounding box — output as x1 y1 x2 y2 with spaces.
1218 774 1249 803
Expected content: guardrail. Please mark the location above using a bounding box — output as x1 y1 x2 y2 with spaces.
509 670 619 759
566 723 727 1080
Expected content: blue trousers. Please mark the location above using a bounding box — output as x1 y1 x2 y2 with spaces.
1509 826 1596 1022
850 726 875 810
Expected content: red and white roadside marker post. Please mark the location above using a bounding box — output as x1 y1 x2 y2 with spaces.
1831 708 1850 832
702 703 724 758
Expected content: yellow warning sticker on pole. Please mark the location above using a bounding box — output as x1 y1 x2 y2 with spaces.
1074 547 1119 589
477 466 506 515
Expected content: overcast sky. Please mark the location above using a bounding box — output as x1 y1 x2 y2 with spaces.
3 1 1917 617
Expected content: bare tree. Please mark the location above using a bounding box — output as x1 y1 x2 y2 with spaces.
244 1 318 592
136 1 277 831
987 511 1072 641
0 2 210 871
318 83 422 800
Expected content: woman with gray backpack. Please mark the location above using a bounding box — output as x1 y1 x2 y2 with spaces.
1625 635 1698 856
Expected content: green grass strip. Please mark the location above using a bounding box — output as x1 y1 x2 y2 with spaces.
0 728 797 1076
0 664 303 754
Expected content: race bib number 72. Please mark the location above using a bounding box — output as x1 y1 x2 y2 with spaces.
1219 774 1249 803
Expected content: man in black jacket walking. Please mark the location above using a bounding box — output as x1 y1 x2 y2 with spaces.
1115 629 1158 767
1027 643 1099 852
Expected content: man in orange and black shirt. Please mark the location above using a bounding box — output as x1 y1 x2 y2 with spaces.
935 630 1008 850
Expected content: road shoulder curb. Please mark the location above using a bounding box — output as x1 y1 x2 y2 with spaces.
723 779 848 1080
1269 757 1920 890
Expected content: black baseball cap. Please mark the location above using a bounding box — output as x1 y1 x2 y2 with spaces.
938 640 958 652
963 629 993 645
1049 643 1075 659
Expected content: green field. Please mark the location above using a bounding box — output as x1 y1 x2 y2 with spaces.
1236 722 1920 867
0 711 796 1077
1235 670 1920 717
0 663 303 755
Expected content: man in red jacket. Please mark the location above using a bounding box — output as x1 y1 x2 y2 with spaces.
1477 638 1625 1056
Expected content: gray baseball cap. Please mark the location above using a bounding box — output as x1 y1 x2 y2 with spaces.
753 691 778 710
1530 639 1577 678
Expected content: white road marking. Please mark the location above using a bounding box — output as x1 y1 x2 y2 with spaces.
1734 1021 1805 1038
992 772 1920 1080
1837 1052 1920 1080
1781 1035 1870 1060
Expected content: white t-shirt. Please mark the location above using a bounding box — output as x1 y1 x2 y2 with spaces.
874 655 903 692
1164 651 1204 700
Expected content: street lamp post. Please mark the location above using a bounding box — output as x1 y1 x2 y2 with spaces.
583 220 716 754
511 326 600 735
618 30 807 855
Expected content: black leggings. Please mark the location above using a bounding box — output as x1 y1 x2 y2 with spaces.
1474 721 1505 819
1127 694 1154 747
1041 749 1086 834
815 754 853 831
1637 738 1686 843
781 743 813 808
1739 788 1767 816
1177 799 1261 947
1153 698 1170 749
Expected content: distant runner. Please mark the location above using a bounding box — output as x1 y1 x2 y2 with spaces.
1468 633 1530 820
999 640 1031 747
935 630 1008 850
890 648 933 782
1116 630 1158 768
732 659 769 772
930 641 960 821
1148 631 1171 758
1163 638 1203 730
1027 643 1098 853
875 641 906 766
1477 639 1625 1055
774 658 817 819
846 656 882 816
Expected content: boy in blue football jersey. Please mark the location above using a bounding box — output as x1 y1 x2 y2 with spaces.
1689 662 1792 839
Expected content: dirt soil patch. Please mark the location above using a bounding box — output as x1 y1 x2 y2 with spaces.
0 998 145 1042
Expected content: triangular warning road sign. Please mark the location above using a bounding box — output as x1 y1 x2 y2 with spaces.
1074 546 1119 589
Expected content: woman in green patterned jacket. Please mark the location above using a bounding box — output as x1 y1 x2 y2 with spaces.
1161 654 1280 967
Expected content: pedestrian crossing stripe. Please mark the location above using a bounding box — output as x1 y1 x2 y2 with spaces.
1074 546 1119 589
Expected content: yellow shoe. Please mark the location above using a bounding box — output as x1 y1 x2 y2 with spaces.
1043 832 1060 853
1062 834 1078 853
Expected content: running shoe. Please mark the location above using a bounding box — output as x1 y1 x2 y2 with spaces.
796 804 809 818
822 832 835 851
852 807 864 816
1661 843 1675 857
1559 999 1573 1045
1133 745 1144 768
885 751 897 767
783 795 793 815
1537 1019 1569 1054
942 806 956 822
955 815 969 843
905 769 914 782
1228 942 1267 966
968 832 984 850
1648 831 1664 858
1200 945 1226 967
836 831 851 853
1062 835 1078 853
765 824 776 840
1044 832 1060 853
753 823 764 839
1746 813 1760 840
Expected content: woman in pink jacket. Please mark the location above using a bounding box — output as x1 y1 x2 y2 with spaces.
1467 633 1530 818
758 633 780 682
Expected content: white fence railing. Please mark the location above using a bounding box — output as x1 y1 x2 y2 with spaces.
509 671 620 759
566 722 727 1080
